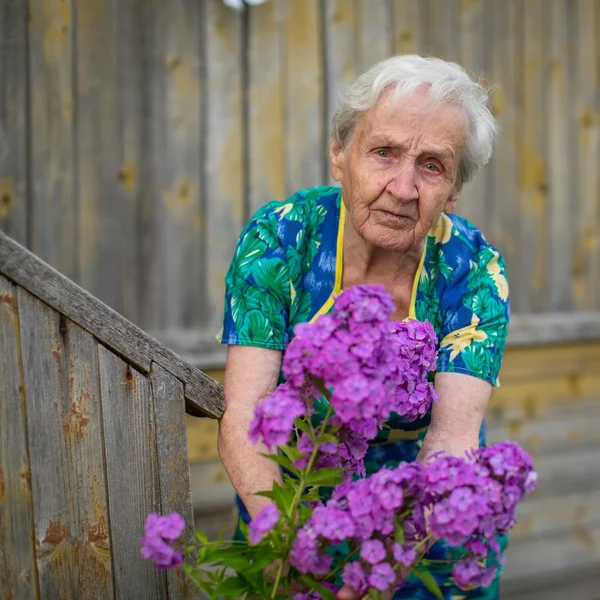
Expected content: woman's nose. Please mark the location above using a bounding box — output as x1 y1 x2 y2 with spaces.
385 162 419 202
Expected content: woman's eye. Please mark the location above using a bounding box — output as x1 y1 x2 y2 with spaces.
425 162 441 172
375 150 389 158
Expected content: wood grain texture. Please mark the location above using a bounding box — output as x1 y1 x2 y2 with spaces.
516 0 548 312
487 0 520 293
0 0 28 246
63 321 113 599
323 0 358 139
154 0 206 330
546 0 575 311
150 363 195 600
248 0 286 213
392 0 427 55
573 0 600 309
114 0 144 324
354 0 392 72
204 0 245 334
28 0 77 279
0 230 224 417
98 347 167 600
283 0 324 193
76 0 121 315
17 287 77 599
0 277 39 599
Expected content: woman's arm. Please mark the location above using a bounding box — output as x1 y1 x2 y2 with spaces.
218 344 284 519
417 371 492 462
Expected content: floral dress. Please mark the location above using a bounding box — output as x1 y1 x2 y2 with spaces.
220 186 510 599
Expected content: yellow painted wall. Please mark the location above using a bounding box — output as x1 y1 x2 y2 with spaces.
186 343 600 464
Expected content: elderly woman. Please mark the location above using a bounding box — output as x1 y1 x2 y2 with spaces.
218 55 509 599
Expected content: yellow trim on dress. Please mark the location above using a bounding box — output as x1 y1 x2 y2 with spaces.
407 242 426 321
309 201 346 323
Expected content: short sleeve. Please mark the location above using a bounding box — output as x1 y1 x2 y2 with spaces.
437 244 510 386
220 202 292 350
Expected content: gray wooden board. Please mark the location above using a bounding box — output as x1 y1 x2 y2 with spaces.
17 287 77 598
502 521 600 584
63 320 114 598
0 277 39 599
0 0 28 245
76 0 121 313
115 0 143 324
355 0 392 73
204 0 245 334
507 311 600 346
153 0 206 331
392 0 427 55
27 0 77 280
151 362 195 600
98 346 167 600
0 230 224 417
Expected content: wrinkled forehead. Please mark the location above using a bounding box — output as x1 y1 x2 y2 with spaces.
354 87 468 147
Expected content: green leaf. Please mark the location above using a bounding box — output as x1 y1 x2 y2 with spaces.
305 467 344 486
299 576 336 600
280 444 301 461
215 576 249 598
412 568 445 600
261 452 300 476
294 417 316 442
195 530 208 545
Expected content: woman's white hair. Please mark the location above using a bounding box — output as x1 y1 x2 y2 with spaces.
331 55 498 186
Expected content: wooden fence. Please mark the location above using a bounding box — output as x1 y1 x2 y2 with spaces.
1 0 599 363
0 230 224 599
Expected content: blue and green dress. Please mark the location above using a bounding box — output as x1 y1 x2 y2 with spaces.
220 186 510 599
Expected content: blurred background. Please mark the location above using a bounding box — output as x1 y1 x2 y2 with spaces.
1 0 599 597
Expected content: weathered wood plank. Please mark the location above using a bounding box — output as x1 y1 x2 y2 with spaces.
455 0 490 232
323 0 358 155
283 0 325 193
204 0 245 333
0 277 39 599
98 347 167 600
424 0 460 61
392 0 427 55
150 363 195 600
0 0 28 246
546 0 575 311
0 230 224 417
153 0 206 330
248 0 286 213
114 0 144 324
515 0 548 312
76 0 121 316
503 521 600 584
17 287 77 598
508 311 600 345
64 321 113 598
510 488 600 541
573 0 600 309
355 0 392 72
28 0 77 279
487 0 520 286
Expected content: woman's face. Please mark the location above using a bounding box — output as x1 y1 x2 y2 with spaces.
330 88 467 252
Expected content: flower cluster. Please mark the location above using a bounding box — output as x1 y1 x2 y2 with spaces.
250 285 439 473
140 513 185 569
290 462 428 594
425 441 537 589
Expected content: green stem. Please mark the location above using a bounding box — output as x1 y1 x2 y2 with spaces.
270 561 285 600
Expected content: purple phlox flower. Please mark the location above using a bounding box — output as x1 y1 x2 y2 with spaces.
311 506 355 544
453 558 498 590
370 468 404 511
140 512 185 569
347 485 373 518
248 504 279 545
368 561 396 591
360 538 387 564
392 542 417 567
248 384 306 451
289 529 320 574
342 561 368 595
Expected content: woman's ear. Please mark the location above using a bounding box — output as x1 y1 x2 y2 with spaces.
329 139 345 182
